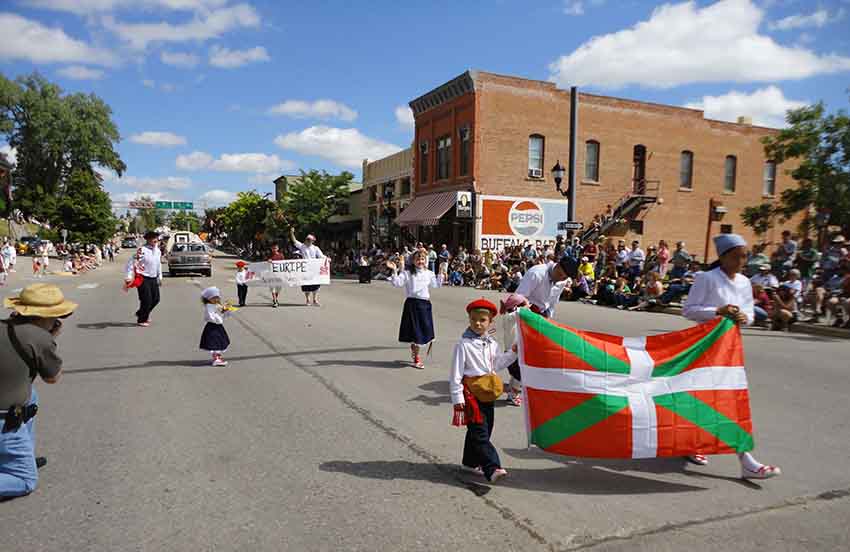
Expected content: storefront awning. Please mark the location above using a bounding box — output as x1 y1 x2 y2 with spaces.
395 191 456 227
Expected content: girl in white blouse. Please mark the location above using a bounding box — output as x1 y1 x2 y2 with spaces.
387 250 442 369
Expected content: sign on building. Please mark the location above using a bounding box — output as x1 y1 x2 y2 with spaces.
129 200 155 209
476 195 568 251
456 191 473 218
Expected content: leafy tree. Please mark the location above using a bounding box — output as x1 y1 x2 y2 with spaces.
168 210 201 233
134 195 166 232
0 73 126 223
742 99 850 237
217 191 274 254
202 207 226 238
56 169 117 244
274 170 353 237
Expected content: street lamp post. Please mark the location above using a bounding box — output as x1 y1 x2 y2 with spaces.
551 160 570 237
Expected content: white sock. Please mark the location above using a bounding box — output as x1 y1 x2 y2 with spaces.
739 452 763 472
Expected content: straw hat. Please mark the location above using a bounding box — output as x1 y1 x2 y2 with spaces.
4 284 78 318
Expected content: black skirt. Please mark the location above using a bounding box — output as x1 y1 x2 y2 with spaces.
398 297 435 346
199 322 230 351
301 284 321 292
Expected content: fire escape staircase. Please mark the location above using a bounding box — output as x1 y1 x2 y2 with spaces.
579 180 661 243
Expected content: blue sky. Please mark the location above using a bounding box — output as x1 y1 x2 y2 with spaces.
1 0 849 211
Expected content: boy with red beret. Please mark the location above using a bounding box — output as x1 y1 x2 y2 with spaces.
449 298 517 483
235 261 249 307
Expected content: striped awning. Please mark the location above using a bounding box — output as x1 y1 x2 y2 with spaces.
395 191 457 227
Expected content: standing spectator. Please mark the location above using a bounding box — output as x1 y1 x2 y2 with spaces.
627 240 645 282
656 240 670 278
554 235 566 260
670 241 692 278
583 238 598 264
773 230 797 270
1 240 16 273
644 245 659 274
427 244 437 273
1 284 77 498
456 246 468 265
438 244 451 267
821 235 847 279
751 264 779 289
614 241 629 276
564 237 582 261
522 242 537 263
746 244 771 276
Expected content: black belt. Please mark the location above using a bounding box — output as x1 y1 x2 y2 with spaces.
2 403 38 433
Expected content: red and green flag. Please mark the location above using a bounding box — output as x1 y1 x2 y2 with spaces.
517 308 753 459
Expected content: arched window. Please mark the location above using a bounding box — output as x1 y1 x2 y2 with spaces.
763 160 776 196
724 155 737 193
680 150 694 189
585 140 600 181
528 134 544 178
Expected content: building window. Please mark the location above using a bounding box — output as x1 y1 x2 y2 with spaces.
680 150 694 189
400 177 411 196
419 141 429 185
459 126 471 176
528 134 544 178
368 187 377 202
436 135 452 180
763 161 776 196
724 155 737 193
585 140 600 181
629 220 644 235
720 224 733 234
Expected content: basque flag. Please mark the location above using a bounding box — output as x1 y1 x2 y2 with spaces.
517 309 754 459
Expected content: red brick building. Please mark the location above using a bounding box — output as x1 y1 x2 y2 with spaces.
397 70 795 262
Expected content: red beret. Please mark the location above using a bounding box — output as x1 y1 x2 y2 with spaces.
466 298 498 317
235 261 248 268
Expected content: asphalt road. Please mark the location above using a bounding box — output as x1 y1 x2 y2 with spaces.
1 252 848 551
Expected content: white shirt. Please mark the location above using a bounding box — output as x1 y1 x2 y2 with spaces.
615 249 629 266
515 262 567 317
782 279 803 301
628 247 646 268
449 329 518 405
388 268 442 300
126 245 162 279
683 267 755 325
293 239 324 259
204 303 230 325
1 245 15 263
750 273 779 288
235 270 248 285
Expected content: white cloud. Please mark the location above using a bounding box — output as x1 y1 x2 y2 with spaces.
130 131 188 147
160 50 200 68
684 85 807 128
23 0 229 14
249 173 281 184
0 13 117 66
1 144 17 166
176 151 293 173
274 126 402 169
142 79 156 88
110 191 168 204
564 1 584 15
57 65 106 80
268 99 358 122
208 45 270 68
198 189 237 205
119 175 192 191
101 3 260 50
548 0 850 89
394 105 415 130
159 82 178 92
768 9 830 31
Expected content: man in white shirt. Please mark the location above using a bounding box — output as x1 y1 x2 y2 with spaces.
683 233 781 480
1 240 16 273
290 228 325 306
515 256 577 318
125 231 163 327
750 264 779 289
627 240 645 281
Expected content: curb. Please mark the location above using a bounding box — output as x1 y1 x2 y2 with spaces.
658 305 848 339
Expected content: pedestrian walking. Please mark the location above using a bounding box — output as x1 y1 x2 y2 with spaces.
199 287 232 367
499 293 527 407
0 253 6 287
38 243 49 277
1 240 15 274
235 261 249 307
125 231 162 327
1 283 76 498
450 298 517 483
387 249 442 369
267 244 284 308
682 233 782 480
290 229 325 306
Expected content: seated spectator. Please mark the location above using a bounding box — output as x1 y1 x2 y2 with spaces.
795 238 820 289
569 273 592 301
578 256 595 283
669 241 692 279
629 271 664 311
462 263 476 286
505 268 523 293
613 277 635 308
751 264 779 289
752 283 772 325
804 268 844 323
771 284 798 331
825 265 850 328
745 245 771 277
658 261 699 305
782 268 803 305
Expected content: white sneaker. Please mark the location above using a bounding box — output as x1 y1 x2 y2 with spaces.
488 468 508 483
212 358 228 366
741 464 781 480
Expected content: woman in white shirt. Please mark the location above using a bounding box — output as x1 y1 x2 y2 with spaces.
387 249 442 369
683 233 781 480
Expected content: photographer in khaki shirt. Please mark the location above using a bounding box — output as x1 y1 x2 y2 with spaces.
0 284 76 498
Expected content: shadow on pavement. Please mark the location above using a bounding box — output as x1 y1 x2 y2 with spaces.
312 359 409 369
319 460 706 495
63 345 402 375
76 321 140 329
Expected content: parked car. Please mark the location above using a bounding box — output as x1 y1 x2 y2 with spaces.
167 242 212 277
121 237 139 249
17 236 39 255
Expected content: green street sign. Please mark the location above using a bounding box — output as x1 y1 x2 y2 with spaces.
155 201 173 209
174 202 194 210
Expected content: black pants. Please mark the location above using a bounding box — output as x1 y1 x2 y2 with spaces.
462 401 501 480
237 284 248 306
136 276 160 323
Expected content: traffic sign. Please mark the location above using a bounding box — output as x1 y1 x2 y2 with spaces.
155 201 173 209
129 200 155 209
173 201 194 210
557 221 584 231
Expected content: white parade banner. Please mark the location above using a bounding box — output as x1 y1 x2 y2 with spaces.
244 259 331 287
